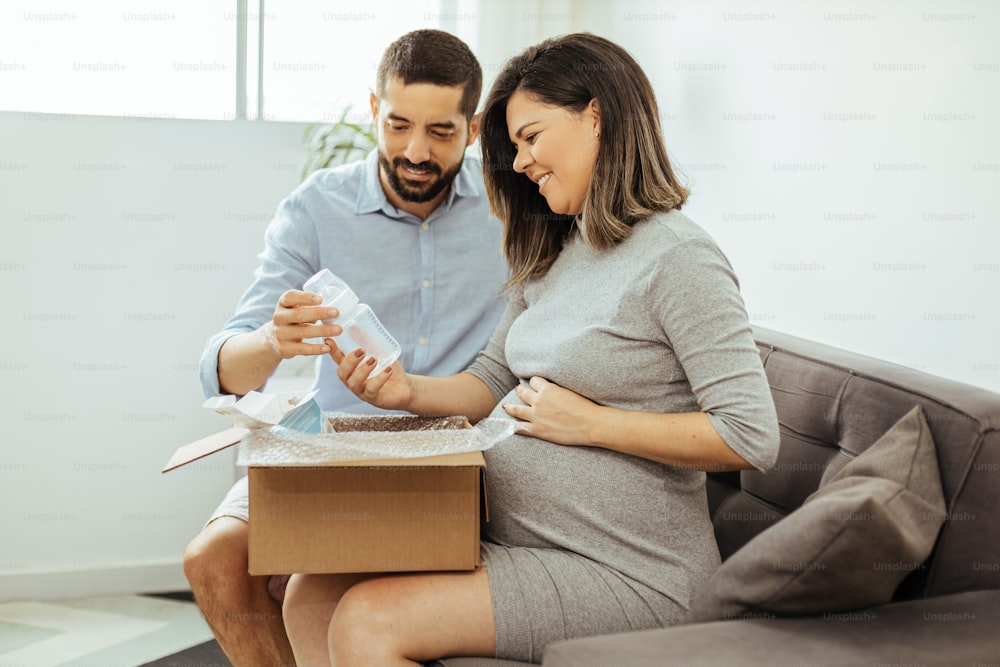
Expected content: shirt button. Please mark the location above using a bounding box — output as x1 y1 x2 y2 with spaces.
418 337 427 345
421 223 430 231
421 279 431 288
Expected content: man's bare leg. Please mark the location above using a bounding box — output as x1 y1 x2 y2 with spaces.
183 517 295 667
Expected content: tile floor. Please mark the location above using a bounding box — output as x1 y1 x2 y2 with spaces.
0 593 214 667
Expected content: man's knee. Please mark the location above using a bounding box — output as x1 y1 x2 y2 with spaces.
183 517 250 590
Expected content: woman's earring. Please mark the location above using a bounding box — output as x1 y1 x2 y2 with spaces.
595 130 600 138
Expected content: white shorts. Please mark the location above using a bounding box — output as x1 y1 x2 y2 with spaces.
206 475 249 525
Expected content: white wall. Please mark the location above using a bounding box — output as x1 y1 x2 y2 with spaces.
560 0 999 391
0 113 307 600
0 0 997 602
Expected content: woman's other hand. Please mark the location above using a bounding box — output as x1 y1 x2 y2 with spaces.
328 340 413 411
504 376 604 446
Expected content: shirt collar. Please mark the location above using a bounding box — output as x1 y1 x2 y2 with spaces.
356 150 389 216
355 149 481 219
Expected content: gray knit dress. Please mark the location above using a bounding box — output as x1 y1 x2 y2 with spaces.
464 210 780 663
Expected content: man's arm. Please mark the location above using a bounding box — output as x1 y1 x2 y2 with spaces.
216 327 282 396
218 290 342 396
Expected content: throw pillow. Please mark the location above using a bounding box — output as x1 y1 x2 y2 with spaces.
684 405 946 622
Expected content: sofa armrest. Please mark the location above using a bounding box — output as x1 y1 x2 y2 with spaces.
543 589 1000 667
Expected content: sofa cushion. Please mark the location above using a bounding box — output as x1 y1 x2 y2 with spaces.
545 589 1000 667
685 405 946 622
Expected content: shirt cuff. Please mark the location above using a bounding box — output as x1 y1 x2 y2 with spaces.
199 329 246 398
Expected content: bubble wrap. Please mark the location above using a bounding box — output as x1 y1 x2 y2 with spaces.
236 416 517 466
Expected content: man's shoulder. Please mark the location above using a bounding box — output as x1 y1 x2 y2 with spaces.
461 149 483 171
300 152 374 194
451 149 485 201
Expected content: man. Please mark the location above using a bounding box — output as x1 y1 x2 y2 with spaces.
183 29 507 667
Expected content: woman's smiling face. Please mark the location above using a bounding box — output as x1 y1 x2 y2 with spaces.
506 91 601 217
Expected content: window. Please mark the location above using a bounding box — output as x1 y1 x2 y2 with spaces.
0 1 235 120
0 0 475 123
259 1 459 122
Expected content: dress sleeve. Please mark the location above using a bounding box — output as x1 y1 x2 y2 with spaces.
649 239 780 471
463 285 525 402
199 192 320 397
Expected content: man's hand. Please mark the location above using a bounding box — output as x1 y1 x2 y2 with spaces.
264 290 343 359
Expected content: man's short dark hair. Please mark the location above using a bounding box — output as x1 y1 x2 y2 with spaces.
375 29 482 121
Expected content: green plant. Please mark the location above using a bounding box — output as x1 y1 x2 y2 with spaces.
300 107 377 181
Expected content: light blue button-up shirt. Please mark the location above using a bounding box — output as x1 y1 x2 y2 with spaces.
199 149 509 414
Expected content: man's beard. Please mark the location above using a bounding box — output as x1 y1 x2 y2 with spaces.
379 152 463 204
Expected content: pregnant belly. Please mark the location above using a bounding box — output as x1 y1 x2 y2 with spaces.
482 390 661 550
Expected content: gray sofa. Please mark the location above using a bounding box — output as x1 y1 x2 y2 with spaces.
433 326 1000 667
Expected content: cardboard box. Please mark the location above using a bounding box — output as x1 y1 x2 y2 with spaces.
248 449 484 575
163 395 488 575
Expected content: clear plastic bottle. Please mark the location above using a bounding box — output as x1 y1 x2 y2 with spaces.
303 269 402 378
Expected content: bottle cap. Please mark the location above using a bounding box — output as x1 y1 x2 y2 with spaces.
303 269 359 316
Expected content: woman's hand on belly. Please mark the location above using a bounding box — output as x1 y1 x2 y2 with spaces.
503 376 604 446
502 377 754 471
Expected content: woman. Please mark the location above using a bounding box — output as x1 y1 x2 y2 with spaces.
282 33 780 666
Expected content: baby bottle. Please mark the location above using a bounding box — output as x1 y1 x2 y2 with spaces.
303 269 402 378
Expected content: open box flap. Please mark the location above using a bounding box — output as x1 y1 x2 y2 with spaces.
163 407 514 473
161 426 249 472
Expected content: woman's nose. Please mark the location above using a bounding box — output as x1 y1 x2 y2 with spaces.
512 146 531 173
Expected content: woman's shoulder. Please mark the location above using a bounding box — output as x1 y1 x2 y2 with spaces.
631 210 721 252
